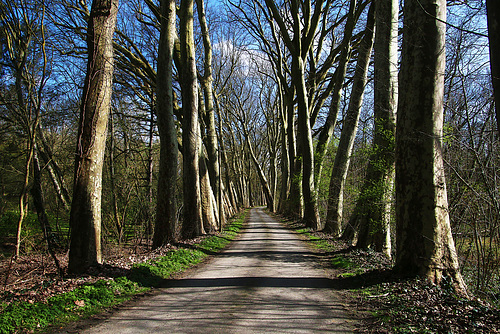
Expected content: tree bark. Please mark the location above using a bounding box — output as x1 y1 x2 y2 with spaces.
243 127 274 212
263 0 324 228
146 104 155 240
68 0 119 274
395 0 467 294
286 93 303 218
200 152 218 233
293 55 320 229
314 0 357 188
278 111 290 213
153 0 179 247
486 0 500 135
196 0 220 212
179 0 204 239
355 0 398 257
324 3 375 236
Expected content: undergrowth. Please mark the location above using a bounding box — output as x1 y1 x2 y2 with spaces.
284 216 500 333
0 277 145 334
0 209 248 334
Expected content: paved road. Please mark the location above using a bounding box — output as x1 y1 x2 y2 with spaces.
79 208 355 333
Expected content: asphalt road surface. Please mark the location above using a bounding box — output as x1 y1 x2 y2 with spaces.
77 207 355 333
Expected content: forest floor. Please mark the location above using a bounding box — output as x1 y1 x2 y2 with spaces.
0 242 177 306
284 220 500 333
1 211 499 333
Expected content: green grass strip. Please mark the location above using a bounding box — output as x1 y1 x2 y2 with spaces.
295 228 335 252
0 277 147 334
0 209 248 334
294 225 362 277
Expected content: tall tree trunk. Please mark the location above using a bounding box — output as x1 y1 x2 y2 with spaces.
324 4 375 236
15 139 33 258
277 82 289 214
68 0 119 274
355 0 398 257
146 103 155 240
243 128 274 211
216 98 224 229
278 114 289 213
179 0 204 239
269 147 278 212
293 56 320 229
196 0 220 210
395 0 467 294
13 61 33 258
154 0 179 247
263 0 325 226
200 152 218 233
487 0 500 135
286 94 303 218
198 85 219 231
221 149 237 211
314 0 357 188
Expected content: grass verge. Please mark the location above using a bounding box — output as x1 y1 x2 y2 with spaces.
294 227 364 278
295 228 336 252
0 209 248 334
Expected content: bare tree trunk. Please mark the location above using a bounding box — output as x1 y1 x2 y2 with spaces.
198 85 219 231
324 4 375 236
395 0 467 294
286 95 303 218
196 0 220 208
263 0 325 227
243 128 274 211
487 0 500 135
355 0 398 257
216 99 225 229
200 152 218 233
221 149 237 210
276 81 289 214
15 139 33 258
154 0 179 247
13 64 34 258
146 104 155 240
68 0 119 274
314 0 357 187
278 117 289 213
293 55 320 229
179 0 204 239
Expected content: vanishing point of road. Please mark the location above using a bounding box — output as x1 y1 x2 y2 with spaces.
77 208 356 333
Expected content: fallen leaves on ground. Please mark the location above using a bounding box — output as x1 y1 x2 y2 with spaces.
292 224 500 334
0 242 177 305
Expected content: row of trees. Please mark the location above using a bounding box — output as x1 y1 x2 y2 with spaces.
227 0 470 293
1 0 498 299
